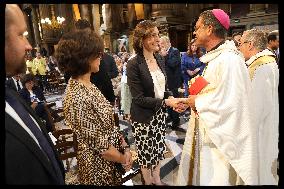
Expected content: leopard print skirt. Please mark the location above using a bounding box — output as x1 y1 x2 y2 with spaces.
132 108 167 169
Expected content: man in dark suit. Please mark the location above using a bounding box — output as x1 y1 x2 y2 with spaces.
91 53 117 105
159 36 182 129
103 48 119 79
6 74 23 92
5 4 65 184
267 30 279 66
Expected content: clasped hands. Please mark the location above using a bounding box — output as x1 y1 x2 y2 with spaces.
120 135 133 172
165 95 197 113
187 68 201 76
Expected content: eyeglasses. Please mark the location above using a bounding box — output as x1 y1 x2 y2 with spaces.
238 41 249 47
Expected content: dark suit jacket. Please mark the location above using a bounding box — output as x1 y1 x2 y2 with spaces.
91 59 116 104
127 53 172 123
164 46 182 89
103 53 118 79
5 88 65 184
6 77 22 92
19 87 46 106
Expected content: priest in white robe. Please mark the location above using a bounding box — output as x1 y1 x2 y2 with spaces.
238 29 279 185
176 9 259 185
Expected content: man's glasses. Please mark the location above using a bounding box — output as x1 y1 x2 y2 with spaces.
238 41 249 47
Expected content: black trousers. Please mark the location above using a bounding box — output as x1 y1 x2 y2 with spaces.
167 88 180 126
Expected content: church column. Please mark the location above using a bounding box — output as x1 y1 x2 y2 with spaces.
79 4 91 22
143 4 152 19
102 4 112 52
31 6 41 47
127 3 137 29
128 30 134 54
38 4 52 40
91 4 100 33
22 5 35 47
104 32 111 51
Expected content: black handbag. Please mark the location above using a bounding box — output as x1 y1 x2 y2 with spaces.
114 130 129 175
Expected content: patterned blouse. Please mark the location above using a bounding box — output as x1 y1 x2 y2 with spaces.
63 79 123 185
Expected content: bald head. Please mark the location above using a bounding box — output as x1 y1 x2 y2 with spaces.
5 4 32 77
5 4 24 39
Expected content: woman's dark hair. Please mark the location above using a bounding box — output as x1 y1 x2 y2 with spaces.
232 32 242 38
196 47 204 58
133 20 158 55
55 29 104 78
75 19 92 30
187 41 196 57
187 42 204 58
21 73 35 85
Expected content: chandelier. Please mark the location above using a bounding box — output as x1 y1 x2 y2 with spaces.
40 16 65 31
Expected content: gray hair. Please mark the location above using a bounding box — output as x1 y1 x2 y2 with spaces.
199 10 227 39
243 29 268 51
160 35 171 44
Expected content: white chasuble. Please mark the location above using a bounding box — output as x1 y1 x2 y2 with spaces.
246 49 279 185
177 40 259 185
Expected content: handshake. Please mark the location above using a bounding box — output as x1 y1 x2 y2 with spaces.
164 96 197 113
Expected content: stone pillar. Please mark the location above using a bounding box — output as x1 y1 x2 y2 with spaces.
103 33 111 52
103 4 112 31
151 4 174 17
143 4 152 20
111 4 124 32
38 4 52 39
22 6 35 47
39 4 51 18
128 30 134 53
32 5 43 52
65 4 76 33
91 4 100 33
134 4 144 20
127 4 137 29
250 4 266 13
79 4 91 22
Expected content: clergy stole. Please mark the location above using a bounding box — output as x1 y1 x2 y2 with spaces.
188 115 200 185
248 55 276 80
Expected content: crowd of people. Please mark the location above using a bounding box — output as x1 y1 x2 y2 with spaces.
5 4 279 186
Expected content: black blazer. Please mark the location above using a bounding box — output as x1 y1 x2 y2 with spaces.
5 88 65 184
127 53 172 123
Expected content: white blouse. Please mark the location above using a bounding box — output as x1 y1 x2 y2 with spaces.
150 68 166 99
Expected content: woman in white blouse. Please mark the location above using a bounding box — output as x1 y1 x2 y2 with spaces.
127 20 184 185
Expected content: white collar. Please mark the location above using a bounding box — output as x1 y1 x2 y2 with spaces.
246 49 276 66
